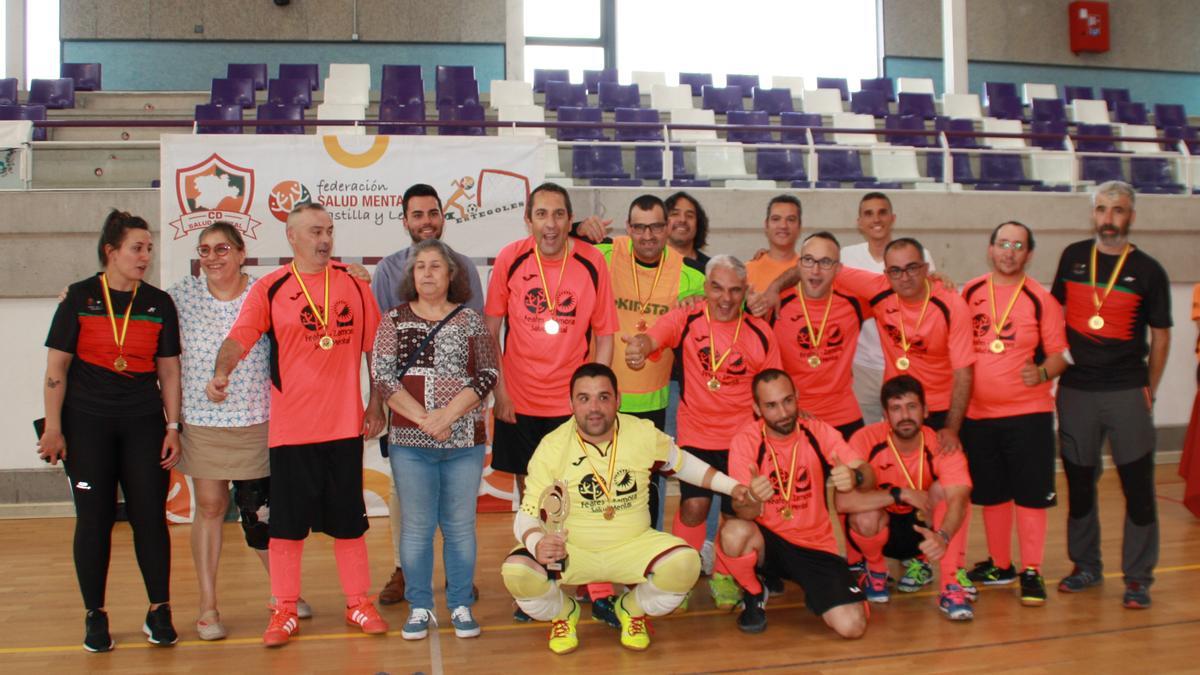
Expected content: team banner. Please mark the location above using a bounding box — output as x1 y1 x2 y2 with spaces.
159 133 545 520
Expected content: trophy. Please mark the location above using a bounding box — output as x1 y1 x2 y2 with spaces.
538 480 570 572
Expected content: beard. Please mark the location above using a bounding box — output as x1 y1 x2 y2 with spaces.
892 419 921 440
1096 223 1129 246
766 415 798 436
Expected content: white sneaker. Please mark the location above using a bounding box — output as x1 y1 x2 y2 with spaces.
450 605 481 638
296 598 313 619
402 607 436 641
700 540 716 577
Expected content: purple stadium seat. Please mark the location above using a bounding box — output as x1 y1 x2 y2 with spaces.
634 146 691 180
756 148 807 181
0 78 16 106
1131 157 1183 193
1116 102 1148 125
557 106 605 141
382 65 422 85
591 178 644 186
1076 123 1118 152
679 72 713 97
435 78 479 108
615 107 661 141
0 104 47 140
1031 98 1067 123
28 78 75 109
851 89 889 118
533 69 569 93
938 117 984 148
884 114 932 147
816 77 850 101
1031 120 1068 150
752 88 794 115
1154 104 1187 129
1076 123 1124 183
583 69 618 95
381 77 425 107
725 75 759 96
279 64 319 91
1101 87 1130 111
256 103 305 134
1064 85 1095 101
598 81 640 111
437 65 476 85
61 63 101 91
860 77 896 102
267 78 313 108
726 110 772 143
701 85 744 113
986 94 1026 121
573 146 629 179
817 149 868 182
897 92 936 120
780 111 826 144
978 154 1040 187
195 104 243 134
1162 125 1199 152
380 102 426 135
544 81 587 111
983 81 1018 106
228 64 268 91
927 152 976 184
437 104 485 136
210 78 254 107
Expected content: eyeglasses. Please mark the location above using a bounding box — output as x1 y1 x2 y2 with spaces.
992 240 1026 251
196 243 234 258
884 262 926 279
629 222 668 235
799 255 837 270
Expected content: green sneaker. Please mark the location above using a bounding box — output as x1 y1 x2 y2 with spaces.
615 593 651 651
897 559 933 593
955 568 979 602
708 573 743 610
671 590 692 614
547 599 580 655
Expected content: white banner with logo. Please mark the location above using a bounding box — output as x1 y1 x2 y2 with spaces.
159 134 544 521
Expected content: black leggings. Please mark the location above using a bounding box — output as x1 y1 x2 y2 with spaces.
63 407 170 610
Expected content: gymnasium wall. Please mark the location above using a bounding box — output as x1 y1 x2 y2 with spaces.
58 0 508 91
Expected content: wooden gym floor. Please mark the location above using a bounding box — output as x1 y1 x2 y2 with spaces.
0 464 1197 674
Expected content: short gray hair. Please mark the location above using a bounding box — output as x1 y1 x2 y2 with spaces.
395 238 473 304
1092 180 1136 208
705 254 747 281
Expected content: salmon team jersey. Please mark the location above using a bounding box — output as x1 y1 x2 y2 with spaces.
836 267 976 412
746 254 799 297
1050 240 1172 391
226 263 380 448
646 305 781 449
846 421 972 515
728 419 850 555
961 274 1068 419
521 414 677 551
486 237 619 417
774 289 865 426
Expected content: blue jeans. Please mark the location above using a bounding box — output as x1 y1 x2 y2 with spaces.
389 444 485 610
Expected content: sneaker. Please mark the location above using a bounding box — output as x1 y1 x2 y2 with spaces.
736 582 769 634
955 568 979 602
296 598 313 619
196 610 227 641
848 560 867 583
548 599 580 655
513 606 534 622
379 567 406 605
764 574 785 595
450 605 481 638
1123 582 1151 609
897 559 933 593
143 604 178 646
615 592 651 650
345 600 388 635
1019 568 1047 607
402 607 435 641
966 558 1018 586
709 572 743 610
1058 566 1103 593
938 584 974 621
262 605 299 647
591 595 620 629
83 609 114 653
864 570 890 604
700 540 715 577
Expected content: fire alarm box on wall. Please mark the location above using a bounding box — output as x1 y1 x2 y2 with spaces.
1069 1 1110 54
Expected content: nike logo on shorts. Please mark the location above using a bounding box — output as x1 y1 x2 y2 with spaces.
75 481 91 490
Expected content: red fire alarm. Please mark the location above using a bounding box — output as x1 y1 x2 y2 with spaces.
1069 1 1110 54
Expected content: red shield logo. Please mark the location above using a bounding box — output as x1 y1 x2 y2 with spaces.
169 153 261 239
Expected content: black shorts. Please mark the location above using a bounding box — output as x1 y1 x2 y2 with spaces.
679 447 732 515
268 437 369 540
835 418 865 442
758 524 864 615
491 413 572 475
924 409 949 431
883 510 925 561
626 407 667 431
962 412 1057 508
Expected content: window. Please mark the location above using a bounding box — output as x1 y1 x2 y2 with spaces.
523 0 611 83
26 0 60 81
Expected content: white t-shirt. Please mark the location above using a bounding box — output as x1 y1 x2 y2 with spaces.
840 242 936 371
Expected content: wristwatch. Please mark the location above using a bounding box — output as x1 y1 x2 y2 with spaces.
890 486 903 505
936 528 951 544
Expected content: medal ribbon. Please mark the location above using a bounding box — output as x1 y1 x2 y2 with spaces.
1089 243 1131 318
630 241 666 318
762 425 799 509
886 432 926 490
987 274 1026 340
290 262 329 334
99 273 138 357
795 288 832 356
703 304 744 378
575 420 619 509
534 239 572 316
896 280 932 357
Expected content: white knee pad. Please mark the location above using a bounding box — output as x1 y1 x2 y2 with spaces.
502 561 564 621
633 578 687 617
516 581 564 621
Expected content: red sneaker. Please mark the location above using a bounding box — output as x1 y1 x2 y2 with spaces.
263 606 299 647
346 600 389 635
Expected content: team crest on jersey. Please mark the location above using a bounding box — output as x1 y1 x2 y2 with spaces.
881 324 926 353
170 153 261 240
697 346 748 377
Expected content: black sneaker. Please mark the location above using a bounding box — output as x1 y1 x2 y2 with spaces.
84 609 114 653
591 595 620 629
764 574 785 595
512 606 534 622
966 558 1017 585
1123 582 1151 609
1019 568 1046 607
736 582 769 634
143 604 178 646
1058 566 1103 593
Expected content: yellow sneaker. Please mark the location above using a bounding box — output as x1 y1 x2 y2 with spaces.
616 592 651 651
548 599 580 655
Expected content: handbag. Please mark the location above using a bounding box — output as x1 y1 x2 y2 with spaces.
378 304 467 457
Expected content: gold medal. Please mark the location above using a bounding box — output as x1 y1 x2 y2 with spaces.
808 354 821 368
796 286 833 374
781 507 793 520
544 318 560 334
762 424 800 525
534 239 571 338
291 262 332 348
703 304 743 395
113 356 127 372
603 506 615 520
319 335 334 350
576 423 620 526
99 273 138 374
893 280 930 376
707 377 721 391
1088 314 1105 330
636 318 647 333
630 242 666 338
989 339 1005 354
1088 243 1130 333
986 274 1025 356
896 356 911 371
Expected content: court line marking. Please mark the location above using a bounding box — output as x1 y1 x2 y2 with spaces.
3 563 1199 656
